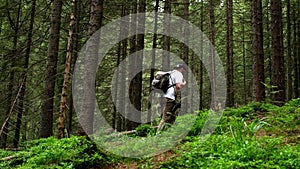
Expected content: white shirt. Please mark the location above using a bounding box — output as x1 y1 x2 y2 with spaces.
164 70 184 100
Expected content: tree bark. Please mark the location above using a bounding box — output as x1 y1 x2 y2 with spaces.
78 0 104 136
226 0 234 107
147 0 159 123
252 0 265 102
127 0 145 130
40 0 63 138
128 0 138 131
58 0 77 139
162 0 171 70
286 0 293 101
271 0 285 105
209 0 216 109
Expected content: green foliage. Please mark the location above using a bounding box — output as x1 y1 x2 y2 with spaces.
135 124 156 137
160 135 300 169
0 136 109 169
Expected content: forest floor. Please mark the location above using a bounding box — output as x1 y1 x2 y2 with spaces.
103 150 176 169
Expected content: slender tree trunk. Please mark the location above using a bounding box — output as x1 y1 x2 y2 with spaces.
286 0 293 100
209 0 216 108
297 1 300 97
199 1 204 110
78 0 104 136
181 0 189 114
271 0 285 105
40 0 63 138
242 1 247 104
252 0 265 102
226 0 234 107
265 0 272 99
120 6 129 130
293 8 299 98
128 0 137 130
147 0 159 123
13 0 36 147
58 0 77 139
162 0 171 70
68 0 81 135
128 0 145 130
113 6 123 131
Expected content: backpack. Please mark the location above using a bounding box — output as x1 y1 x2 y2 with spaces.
151 71 175 93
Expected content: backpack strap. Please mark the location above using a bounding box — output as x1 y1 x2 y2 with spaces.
167 70 176 91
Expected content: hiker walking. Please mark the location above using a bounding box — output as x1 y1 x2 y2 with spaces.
156 63 187 133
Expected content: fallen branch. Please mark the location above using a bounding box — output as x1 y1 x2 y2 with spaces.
110 126 158 137
1 155 15 161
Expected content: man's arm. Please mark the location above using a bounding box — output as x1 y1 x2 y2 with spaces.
176 79 186 90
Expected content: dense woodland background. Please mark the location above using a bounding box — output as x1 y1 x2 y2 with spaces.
0 0 299 149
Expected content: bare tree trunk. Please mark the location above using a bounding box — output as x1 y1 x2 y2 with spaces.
181 0 189 114
293 8 299 98
226 0 234 107
209 0 216 109
120 6 129 131
78 0 104 136
162 0 171 70
242 1 247 104
13 0 36 147
40 0 63 138
147 0 159 123
271 0 285 105
252 0 265 102
199 1 204 110
58 0 77 139
127 0 145 130
128 0 137 130
68 0 81 135
286 0 293 101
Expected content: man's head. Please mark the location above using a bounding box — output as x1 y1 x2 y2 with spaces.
174 63 187 73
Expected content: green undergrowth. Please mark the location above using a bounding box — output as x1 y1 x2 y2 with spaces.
142 98 300 168
0 136 112 169
1 98 299 168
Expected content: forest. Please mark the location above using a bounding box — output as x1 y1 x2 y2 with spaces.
0 0 300 168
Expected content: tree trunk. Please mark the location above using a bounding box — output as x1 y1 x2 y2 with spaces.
199 1 204 110
286 0 293 101
78 0 104 136
162 0 171 70
252 0 265 102
242 1 247 104
209 0 216 109
128 0 137 130
293 8 299 98
226 0 234 107
40 0 63 138
147 0 159 123
120 6 129 131
58 0 77 139
271 0 285 105
181 0 189 114
68 0 81 135
13 0 36 147
127 0 145 130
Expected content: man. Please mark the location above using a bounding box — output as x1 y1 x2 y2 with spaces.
157 63 186 133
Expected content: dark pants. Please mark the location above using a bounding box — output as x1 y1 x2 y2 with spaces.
157 98 180 132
